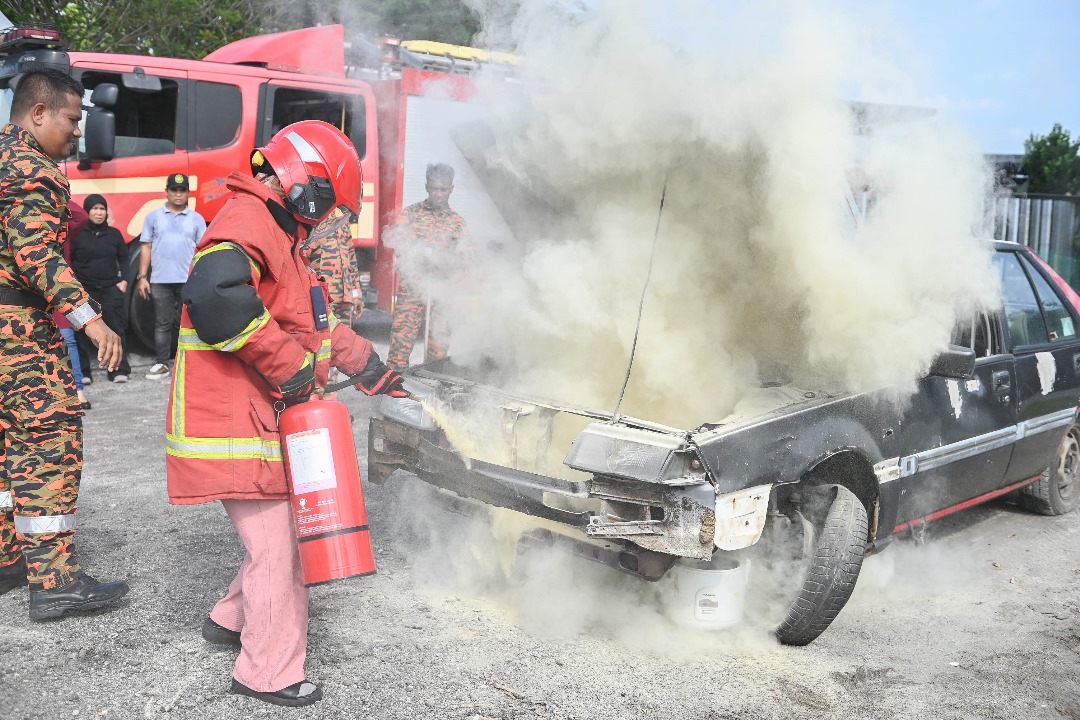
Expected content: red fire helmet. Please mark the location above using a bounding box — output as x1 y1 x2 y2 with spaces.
250 120 362 226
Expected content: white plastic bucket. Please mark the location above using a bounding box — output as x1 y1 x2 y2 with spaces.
664 555 750 630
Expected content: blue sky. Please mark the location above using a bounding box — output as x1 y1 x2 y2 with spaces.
841 0 1079 155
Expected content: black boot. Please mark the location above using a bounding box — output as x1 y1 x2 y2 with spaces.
0 556 27 596
29 573 129 620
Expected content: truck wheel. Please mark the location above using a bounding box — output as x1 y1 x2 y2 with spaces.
123 240 155 353
775 485 867 646
1018 423 1080 516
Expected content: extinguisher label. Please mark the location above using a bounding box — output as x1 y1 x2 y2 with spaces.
285 427 338 495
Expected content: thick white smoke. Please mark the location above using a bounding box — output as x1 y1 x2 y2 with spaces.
372 0 1006 648
405 0 1001 430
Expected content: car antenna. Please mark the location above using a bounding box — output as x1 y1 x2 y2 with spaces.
612 173 668 425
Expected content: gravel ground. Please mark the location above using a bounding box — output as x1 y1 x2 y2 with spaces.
2 347 1079 720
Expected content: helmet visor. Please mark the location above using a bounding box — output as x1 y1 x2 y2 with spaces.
307 205 354 243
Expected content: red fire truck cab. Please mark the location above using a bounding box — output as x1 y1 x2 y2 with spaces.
0 23 516 347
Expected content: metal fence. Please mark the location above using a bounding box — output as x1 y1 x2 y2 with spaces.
985 194 1080 288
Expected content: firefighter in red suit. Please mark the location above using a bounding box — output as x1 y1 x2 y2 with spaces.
164 121 405 708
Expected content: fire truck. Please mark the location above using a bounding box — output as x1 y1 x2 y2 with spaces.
0 23 517 347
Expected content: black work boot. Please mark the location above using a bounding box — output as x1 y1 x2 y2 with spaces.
0 556 27 596
29 573 129 620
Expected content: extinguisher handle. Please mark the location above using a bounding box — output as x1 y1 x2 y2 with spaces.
322 372 366 394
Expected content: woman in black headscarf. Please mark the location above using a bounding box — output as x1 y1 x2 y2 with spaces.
71 194 132 382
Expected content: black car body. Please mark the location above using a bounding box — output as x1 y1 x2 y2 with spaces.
369 241 1080 643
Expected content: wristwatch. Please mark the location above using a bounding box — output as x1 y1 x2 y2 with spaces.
136 274 148 280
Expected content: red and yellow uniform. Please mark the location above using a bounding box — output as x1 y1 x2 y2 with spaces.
165 172 377 502
0 124 104 590
387 200 468 371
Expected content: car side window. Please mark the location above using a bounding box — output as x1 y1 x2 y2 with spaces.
950 313 998 357
995 251 1050 347
1020 254 1078 342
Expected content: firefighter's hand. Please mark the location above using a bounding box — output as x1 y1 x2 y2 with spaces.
83 318 123 372
273 355 316 406
355 353 406 397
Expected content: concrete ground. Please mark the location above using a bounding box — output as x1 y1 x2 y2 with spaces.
1 347 1078 720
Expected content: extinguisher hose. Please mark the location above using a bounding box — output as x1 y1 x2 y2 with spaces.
321 372 418 400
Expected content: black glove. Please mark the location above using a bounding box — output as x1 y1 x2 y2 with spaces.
274 354 315 406
355 353 407 397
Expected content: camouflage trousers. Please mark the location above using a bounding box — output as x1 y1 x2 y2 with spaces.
0 309 84 590
387 294 447 372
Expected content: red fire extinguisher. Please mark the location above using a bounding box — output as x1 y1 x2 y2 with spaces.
279 394 376 587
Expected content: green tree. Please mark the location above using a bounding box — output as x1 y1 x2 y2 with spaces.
1023 123 1080 195
6 1 252 58
254 0 484 47
6 0 513 58
377 0 480 45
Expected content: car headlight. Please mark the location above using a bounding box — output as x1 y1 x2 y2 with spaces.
563 422 705 484
378 379 436 430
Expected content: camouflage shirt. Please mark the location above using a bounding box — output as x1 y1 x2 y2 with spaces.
0 124 95 324
394 200 469 298
301 223 362 309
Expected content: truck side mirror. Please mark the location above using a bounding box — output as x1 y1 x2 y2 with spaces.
929 344 976 379
80 107 115 166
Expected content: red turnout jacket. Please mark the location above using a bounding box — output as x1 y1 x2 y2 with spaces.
166 172 375 504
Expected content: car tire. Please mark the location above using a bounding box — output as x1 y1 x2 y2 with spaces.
775 485 868 646
1018 423 1080 516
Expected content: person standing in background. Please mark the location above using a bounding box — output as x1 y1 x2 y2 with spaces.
301 221 364 327
136 173 205 380
71 194 130 383
0 69 127 619
386 163 469 371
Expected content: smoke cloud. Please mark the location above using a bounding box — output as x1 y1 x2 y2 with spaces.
395 0 999 430
376 0 1003 644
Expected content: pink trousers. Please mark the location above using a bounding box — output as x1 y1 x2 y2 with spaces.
211 498 309 692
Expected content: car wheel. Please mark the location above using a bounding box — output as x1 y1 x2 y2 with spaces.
774 485 868 646
1018 423 1080 516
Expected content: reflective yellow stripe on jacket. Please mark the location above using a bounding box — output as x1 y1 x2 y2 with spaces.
166 433 281 461
168 245 281 463
166 337 283 463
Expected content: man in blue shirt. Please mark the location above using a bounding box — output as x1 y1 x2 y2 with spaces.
136 174 206 379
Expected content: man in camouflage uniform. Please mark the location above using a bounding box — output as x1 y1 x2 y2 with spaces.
387 163 469 371
301 220 363 326
0 69 127 620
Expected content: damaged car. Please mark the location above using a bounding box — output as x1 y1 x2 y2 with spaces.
368 241 1080 644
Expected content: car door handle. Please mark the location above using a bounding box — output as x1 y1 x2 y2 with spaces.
1073 352 1080 375
992 370 1011 392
